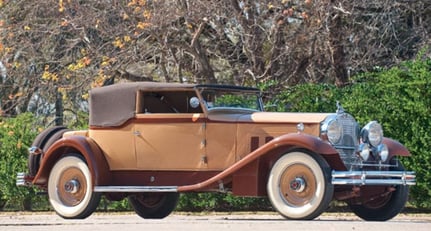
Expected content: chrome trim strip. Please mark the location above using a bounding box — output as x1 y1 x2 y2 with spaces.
334 146 356 150
331 170 416 186
94 186 178 193
354 163 396 168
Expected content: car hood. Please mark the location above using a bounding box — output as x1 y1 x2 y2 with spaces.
207 110 332 124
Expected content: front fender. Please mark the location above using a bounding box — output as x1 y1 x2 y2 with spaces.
272 133 345 170
32 136 111 187
274 133 337 154
178 133 343 192
383 137 411 159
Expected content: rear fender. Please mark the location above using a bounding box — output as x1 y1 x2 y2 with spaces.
32 136 111 187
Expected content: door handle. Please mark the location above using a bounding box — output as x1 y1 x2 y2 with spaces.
133 131 141 136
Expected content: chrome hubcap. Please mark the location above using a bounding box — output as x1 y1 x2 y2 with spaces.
64 179 80 194
290 177 306 192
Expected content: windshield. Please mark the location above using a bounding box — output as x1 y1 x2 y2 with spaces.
198 88 263 111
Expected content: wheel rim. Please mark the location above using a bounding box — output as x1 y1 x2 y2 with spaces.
48 156 98 218
267 152 333 220
57 167 87 207
279 163 316 207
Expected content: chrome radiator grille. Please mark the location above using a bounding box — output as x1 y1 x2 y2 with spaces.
334 113 360 169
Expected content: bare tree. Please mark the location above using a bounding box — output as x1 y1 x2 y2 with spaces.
0 0 429 122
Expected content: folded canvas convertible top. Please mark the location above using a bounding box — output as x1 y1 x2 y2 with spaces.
89 82 196 127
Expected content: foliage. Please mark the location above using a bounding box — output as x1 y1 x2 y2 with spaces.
176 193 271 212
0 113 42 210
1 0 431 118
271 83 342 113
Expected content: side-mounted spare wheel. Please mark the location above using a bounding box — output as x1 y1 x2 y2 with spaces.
48 154 101 219
267 150 334 220
28 126 69 176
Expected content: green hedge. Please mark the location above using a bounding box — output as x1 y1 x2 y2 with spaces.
0 113 45 210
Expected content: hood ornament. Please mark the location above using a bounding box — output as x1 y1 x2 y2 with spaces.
336 101 345 114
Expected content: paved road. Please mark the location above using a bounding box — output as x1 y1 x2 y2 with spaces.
1 212 430 231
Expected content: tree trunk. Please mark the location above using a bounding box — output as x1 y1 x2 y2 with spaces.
55 90 63 126
330 1 349 86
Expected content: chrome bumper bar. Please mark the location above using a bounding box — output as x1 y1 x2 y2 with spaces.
16 172 33 187
332 170 416 186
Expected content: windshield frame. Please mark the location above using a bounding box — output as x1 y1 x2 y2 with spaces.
195 85 264 112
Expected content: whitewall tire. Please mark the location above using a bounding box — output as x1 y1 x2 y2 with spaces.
48 155 100 219
267 151 333 220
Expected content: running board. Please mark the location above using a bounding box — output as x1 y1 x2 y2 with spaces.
94 186 178 193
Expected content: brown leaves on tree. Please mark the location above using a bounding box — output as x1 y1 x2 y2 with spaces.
0 0 430 119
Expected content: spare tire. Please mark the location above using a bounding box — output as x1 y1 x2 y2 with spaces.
42 127 71 153
28 126 67 176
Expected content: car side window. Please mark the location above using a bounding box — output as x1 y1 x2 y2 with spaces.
137 90 203 114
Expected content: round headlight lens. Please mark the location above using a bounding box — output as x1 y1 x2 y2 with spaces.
361 121 383 147
326 119 343 144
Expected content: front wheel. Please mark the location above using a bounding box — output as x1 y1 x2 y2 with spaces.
128 193 179 219
267 151 334 220
48 155 101 219
349 160 409 221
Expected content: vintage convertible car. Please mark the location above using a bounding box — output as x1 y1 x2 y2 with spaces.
17 82 415 221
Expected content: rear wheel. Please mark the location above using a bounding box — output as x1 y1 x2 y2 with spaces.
349 160 409 221
267 151 334 220
128 193 179 219
48 155 100 219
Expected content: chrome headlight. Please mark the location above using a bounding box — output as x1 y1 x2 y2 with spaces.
321 117 343 144
361 121 383 147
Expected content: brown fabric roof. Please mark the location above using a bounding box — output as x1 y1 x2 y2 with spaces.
89 82 196 127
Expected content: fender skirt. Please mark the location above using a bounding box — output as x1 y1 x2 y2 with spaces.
32 136 111 187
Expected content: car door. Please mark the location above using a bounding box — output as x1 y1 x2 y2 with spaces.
134 90 207 170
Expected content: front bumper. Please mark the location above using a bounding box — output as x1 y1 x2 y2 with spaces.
331 170 416 186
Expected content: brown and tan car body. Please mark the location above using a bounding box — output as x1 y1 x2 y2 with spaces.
26 82 414 199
